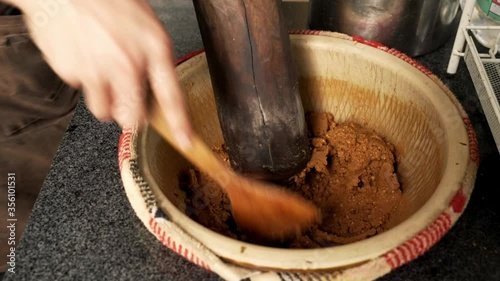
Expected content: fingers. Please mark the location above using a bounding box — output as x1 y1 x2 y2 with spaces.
83 79 112 122
109 66 146 129
83 73 146 128
147 39 193 150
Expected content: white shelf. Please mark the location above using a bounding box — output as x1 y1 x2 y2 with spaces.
448 0 500 153
463 26 500 151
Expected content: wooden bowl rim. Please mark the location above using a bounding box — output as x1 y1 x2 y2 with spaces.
122 31 479 273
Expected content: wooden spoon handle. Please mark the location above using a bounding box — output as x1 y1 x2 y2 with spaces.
148 98 233 179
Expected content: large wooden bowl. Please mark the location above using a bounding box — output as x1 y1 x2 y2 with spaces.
119 31 478 280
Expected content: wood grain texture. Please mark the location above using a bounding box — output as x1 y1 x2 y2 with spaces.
192 0 310 182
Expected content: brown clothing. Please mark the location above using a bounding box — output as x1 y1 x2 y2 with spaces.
0 14 80 272
0 3 8 14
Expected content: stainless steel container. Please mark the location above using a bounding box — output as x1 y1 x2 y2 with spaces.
308 0 461 56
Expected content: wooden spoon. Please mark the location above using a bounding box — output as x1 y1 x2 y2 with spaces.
148 98 320 241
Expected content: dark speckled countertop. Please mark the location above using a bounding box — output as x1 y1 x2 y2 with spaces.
3 1 499 280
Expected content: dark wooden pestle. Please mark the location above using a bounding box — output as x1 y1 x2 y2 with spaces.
192 0 311 183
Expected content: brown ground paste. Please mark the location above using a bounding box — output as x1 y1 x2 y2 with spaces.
180 113 403 248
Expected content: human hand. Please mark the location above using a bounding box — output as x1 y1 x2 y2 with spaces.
11 0 192 148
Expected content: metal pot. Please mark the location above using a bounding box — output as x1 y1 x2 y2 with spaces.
308 0 461 56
